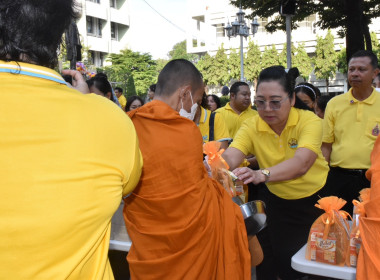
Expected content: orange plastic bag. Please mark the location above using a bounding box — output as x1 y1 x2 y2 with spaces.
203 141 242 197
346 188 371 267
306 196 351 266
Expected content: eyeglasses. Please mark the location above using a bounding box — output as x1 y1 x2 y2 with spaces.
254 96 289 110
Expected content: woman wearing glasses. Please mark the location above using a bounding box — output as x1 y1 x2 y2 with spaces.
222 66 329 280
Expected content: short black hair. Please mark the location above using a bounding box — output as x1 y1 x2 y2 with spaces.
230 82 249 96
156 59 203 96
87 76 112 97
257 66 299 98
316 95 333 112
115 87 123 93
126 95 144 112
294 82 320 102
257 66 311 111
0 0 77 68
149 84 156 92
208 94 221 109
350 50 378 69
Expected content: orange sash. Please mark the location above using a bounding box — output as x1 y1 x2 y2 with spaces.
124 101 250 280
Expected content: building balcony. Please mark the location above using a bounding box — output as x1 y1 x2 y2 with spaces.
87 35 109 53
110 8 130 26
85 1 107 20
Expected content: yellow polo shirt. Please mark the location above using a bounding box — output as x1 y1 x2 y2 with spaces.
198 107 231 143
323 88 380 169
231 107 329 199
118 94 127 110
0 61 142 279
216 102 257 138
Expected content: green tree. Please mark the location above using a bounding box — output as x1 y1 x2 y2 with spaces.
337 47 347 74
196 53 214 85
126 74 137 96
261 45 280 70
228 48 241 81
245 40 262 86
232 0 380 63
103 49 157 96
156 58 168 74
278 43 296 68
371 32 380 58
168 40 198 63
293 43 313 80
211 44 229 86
314 30 337 94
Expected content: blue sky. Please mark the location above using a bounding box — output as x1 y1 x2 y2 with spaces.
128 0 188 59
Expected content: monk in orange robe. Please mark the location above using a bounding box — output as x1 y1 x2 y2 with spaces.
123 59 251 280
357 136 380 279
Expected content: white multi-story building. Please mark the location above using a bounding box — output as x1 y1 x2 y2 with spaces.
186 0 380 94
76 0 131 67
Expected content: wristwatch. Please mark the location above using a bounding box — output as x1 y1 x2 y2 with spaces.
260 169 270 183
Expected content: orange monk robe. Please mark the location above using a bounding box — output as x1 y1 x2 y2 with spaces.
357 136 380 280
124 100 250 280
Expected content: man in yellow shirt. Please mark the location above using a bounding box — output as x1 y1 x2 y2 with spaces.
322 50 380 214
216 81 257 139
0 2 142 279
115 87 127 110
194 95 231 149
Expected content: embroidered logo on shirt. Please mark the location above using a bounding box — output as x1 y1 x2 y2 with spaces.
288 138 298 149
372 124 379 136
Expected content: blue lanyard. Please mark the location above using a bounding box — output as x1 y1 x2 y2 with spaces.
0 65 67 85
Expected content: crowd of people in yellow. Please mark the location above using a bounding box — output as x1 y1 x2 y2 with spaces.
2 1 380 280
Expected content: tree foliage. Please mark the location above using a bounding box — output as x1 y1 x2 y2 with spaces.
279 43 295 68
168 40 198 63
261 45 280 70
210 44 229 86
337 47 347 74
314 30 337 93
228 48 241 81
371 32 380 58
102 49 157 96
232 0 380 62
196 53 214 85
293 43 313 80
245 40 262 85
278 42 313 79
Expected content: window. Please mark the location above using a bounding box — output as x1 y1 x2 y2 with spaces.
99 52 105 67
298 14 317 31
87 16 94 34
111 22 118 40
97 19 102 36
258 18 268 33
90 51 95 65
110 0 116 8
214 23 225 38
86 16 103 37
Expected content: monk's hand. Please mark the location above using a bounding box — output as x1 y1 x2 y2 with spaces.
62 69 90 94
232 167 264 185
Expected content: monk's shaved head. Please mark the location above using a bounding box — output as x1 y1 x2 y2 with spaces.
156 59 203 96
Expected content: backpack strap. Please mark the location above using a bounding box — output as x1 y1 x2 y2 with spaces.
209 112 216 141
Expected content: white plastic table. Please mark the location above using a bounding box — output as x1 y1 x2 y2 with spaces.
109 240 131 252
291 244 356 280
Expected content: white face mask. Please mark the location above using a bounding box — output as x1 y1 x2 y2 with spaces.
179 92 198 120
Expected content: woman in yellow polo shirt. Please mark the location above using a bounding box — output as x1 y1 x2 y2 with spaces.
223 66 329 280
